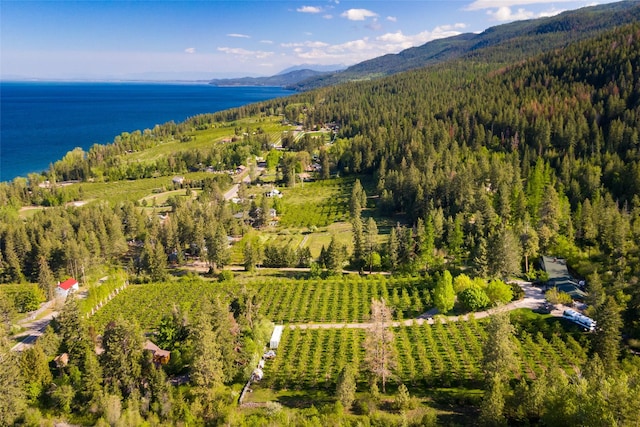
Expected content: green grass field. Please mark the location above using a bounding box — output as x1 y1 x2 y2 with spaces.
278 178 352 228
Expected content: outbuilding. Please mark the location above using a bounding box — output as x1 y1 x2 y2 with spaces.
143 340 171 365
270 325 284 349
55 278 79 299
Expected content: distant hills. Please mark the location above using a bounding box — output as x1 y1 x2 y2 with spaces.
209 68 338 88
232 1 639 91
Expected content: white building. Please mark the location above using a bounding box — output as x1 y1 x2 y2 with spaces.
55 278 79 299
270 325 284 349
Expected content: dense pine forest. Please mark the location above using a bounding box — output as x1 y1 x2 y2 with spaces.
1 16 640 427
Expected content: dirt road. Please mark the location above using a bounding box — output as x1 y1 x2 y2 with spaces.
290 281 551 330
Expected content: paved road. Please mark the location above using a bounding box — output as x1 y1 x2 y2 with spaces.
11 311 58 352
224 166 262 201
290 281 552 330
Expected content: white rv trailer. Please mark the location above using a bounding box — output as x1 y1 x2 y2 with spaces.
563 309 596 332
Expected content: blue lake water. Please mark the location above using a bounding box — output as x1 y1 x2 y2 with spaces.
0 82 293 182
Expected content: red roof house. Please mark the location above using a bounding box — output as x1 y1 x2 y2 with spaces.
55 278 79 299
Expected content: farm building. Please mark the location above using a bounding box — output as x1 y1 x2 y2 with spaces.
143 340 171 365
270 325 284 349
55 278 79 299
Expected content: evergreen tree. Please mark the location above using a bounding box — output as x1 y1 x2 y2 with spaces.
387 227 399 271
37 255 56 300
482 312 518 382
350 179 366 219
190 312 224 391
446 214 464 264
417 216 435 271
325 235 346 274
101 317 144 396
520 219 539 274
243 238 262 272
592 295 623 372
364 217 379 273
488 226 521 279
480 373 507 427
19 344 52 403
351 215 365 269
394 384 412 413
0 292 26 425
336 365 357 410
474 236 490 277
319 147 330 180
585 271 605 315
208 223 229 272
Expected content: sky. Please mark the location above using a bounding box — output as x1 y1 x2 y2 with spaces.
0 0 620 80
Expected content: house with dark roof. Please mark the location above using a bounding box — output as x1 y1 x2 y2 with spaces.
541 256 586 300
55 278 79 299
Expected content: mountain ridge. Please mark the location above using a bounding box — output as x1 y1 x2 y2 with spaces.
289 1 640 90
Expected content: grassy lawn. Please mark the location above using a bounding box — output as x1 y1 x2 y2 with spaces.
304 222 353 258
124 116 292 163
278 178 352 228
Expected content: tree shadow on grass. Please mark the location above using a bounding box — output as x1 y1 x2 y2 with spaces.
276 389 334 409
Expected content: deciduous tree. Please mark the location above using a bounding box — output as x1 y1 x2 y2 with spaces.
363 298 396 393
433 270 455 313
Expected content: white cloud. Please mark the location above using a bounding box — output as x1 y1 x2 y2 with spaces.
341 8 378 21
227 33 250 39
323 14 333 19
184 47 196 54
489 6 533 20
466 0 581 10
538 7 565 17
386 16 397 22
260 40 274 44
297 5 322 13
281 41 330 48
486 5 563 21
376 24 466 50
281 22 466 65
217 47 273 59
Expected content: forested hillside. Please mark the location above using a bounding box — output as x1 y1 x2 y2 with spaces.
292 1 640 90
1 18 640 427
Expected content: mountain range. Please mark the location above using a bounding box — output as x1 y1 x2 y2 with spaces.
209 1 640 91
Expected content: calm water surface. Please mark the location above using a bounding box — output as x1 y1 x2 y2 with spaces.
0 82 293 181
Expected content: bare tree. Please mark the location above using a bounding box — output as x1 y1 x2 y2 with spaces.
363 298 396 393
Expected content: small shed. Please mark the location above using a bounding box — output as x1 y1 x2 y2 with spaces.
144 340 171 365
54 353 69 369
270 325 284 349
55 278 79 299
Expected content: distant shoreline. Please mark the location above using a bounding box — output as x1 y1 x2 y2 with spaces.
1 83 294 182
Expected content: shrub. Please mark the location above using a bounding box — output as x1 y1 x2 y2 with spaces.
545 287 572 305
459 287 490 312
510 282 525 300
485 279 513 305
218 270 234 282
